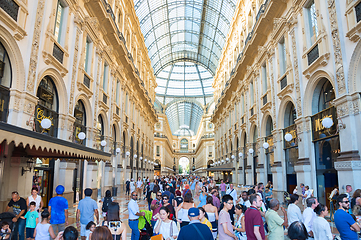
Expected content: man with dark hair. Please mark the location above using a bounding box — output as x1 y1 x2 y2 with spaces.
76 188 99 240
265 199 288 240
287 194 302 226
245 194 265 240
163 185 175 206
218 195 237 240
302 197 318 237
5 191 27 240
211 188 221 210
237 191 248 205
334 193 360 239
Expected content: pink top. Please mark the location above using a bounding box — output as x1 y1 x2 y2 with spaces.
151 199 162 221
220 183 226 191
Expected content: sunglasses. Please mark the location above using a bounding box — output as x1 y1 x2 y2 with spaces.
132 194 138 196
342 201 350 203
163 198 169 200
157 195 162 197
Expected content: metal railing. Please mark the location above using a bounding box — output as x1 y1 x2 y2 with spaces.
280 75 287 90
53 43 64 64
83 74 90 89
307 44 319 66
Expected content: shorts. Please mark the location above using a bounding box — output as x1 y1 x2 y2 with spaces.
81 223 87 236
26 227 35 239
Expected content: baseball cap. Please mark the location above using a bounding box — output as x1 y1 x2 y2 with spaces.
55 185 65 195
188 207 199 217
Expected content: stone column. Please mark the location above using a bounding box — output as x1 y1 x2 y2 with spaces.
294 117 315 191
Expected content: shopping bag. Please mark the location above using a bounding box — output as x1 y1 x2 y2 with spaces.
150 234 163 240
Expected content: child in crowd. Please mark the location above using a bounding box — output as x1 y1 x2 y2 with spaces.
0 222 11 239
85 221 96 240
23 202 39 240
34 209 56 240
198 207 212 231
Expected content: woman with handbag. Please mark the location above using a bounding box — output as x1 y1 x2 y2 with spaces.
154 207 179 240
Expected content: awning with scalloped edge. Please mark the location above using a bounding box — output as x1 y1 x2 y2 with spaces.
0 122 111 162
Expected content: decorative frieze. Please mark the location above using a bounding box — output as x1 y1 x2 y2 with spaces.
26 0 46 93
327 0 346 95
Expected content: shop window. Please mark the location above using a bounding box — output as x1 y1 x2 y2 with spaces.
180 139 188 152
305 0 318 46
0 42 12 122
35 77 59 137
73 100 86 145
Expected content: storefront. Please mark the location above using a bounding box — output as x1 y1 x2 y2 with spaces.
32 158 55 208
283 124 298 194
283 102 298 194
0 42 11 122
311 79 339 207
311 106 339 206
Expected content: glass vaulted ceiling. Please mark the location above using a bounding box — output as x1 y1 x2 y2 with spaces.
133 0 237 135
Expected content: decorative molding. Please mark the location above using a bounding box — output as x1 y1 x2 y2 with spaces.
26 0 46 93
334 160 361 171
327 0 346 95
68 27 82 114
290 28 302 116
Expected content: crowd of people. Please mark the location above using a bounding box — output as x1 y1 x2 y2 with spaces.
2 175 361 240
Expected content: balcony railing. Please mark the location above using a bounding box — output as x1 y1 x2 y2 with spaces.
116 106 120 115
280 75 287 90
103 93 107 104
53 43 64 64
307 44 319 66
0 0 19 21
263 94 267 105
356 1 361 23
83 74 90 88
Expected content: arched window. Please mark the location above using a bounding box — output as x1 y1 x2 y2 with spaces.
318 80 335 112
0 42 12 122
35 76 59 137
180 138 188 152
74 100 86 145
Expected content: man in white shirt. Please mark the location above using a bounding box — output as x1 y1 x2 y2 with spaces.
237 191 248 205
128 191 145 240
287 194 303 226
303 197 318 238
136 177 143 200
226 184 238 206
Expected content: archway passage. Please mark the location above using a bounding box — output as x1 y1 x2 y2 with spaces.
179 157 190 175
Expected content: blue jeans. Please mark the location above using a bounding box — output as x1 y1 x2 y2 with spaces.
128 220 140 240
13 218 26 240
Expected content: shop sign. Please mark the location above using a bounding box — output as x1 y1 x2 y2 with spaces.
311 106 337 142
38 87 54 104
34 104 58 137
0 84 10 122
284 124 298 149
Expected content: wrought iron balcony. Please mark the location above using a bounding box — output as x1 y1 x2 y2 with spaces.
83 74 90 89
263 94 267 105
307 44 319 66
103 93 107 104
280 75 287 90
53 43 64 64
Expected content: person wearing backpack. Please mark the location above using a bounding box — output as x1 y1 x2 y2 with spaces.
100 190 113 220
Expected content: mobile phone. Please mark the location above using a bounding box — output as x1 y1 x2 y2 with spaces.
108 221 121 228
